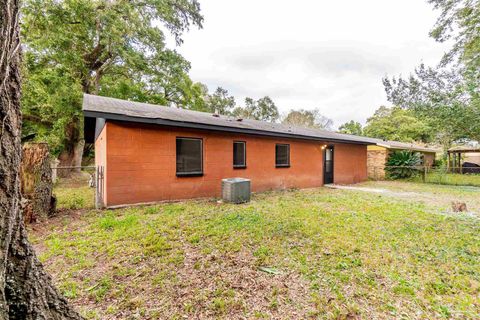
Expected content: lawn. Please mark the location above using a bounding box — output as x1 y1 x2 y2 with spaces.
30 182 480 319
54 185 95 210
423 172 480 187
408 171 480 187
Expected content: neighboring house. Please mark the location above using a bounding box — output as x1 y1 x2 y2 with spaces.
367 139 438 179
83 94 373 208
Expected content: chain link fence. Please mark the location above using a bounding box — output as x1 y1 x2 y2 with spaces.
371 166 480 187
52 166 97 210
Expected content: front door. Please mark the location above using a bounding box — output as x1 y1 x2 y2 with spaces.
324 146 334 184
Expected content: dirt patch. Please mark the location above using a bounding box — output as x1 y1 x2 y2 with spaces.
94 245 317 319
165 244 315 319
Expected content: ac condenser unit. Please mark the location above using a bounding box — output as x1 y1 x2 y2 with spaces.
221 178 251 204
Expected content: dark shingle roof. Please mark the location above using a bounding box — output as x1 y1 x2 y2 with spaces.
83 94 375 144
369 138 439 153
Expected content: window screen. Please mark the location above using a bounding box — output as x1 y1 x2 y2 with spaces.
233 141 246 168
275 144 290 167
176 137 203 176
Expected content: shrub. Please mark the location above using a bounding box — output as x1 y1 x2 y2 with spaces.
385 150 421 179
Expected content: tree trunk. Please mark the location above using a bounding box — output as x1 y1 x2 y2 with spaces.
0 0 83 318
21 143 56 223
58 118 85 177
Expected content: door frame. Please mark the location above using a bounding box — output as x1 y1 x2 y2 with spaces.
323 145 334 184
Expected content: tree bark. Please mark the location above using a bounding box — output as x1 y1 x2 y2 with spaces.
21 143 56 223
58 118 85 177
0 0 83 318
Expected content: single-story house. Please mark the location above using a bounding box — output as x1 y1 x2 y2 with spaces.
83 94 374 208
367 139 439 179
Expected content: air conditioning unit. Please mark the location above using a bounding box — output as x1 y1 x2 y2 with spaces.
221 178 251 204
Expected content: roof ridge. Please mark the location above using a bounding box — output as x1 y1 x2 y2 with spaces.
83 94 374 144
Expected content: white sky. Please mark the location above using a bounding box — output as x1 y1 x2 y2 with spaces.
168 0 450 128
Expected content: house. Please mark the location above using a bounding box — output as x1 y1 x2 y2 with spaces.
83 94 374 208
367 139 439 179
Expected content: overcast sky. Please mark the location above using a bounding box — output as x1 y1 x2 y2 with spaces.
169 0 451 128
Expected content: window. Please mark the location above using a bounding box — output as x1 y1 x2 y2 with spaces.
176 137 203 176
275 144 290 167
233 141 246 168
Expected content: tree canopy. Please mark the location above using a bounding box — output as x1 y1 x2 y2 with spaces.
282 109 333 130
233 96 280 122
21 0 204 161
363 106 433 142
203 87 237 115
338 120 363 135
428 0 480 72
383 0 480 147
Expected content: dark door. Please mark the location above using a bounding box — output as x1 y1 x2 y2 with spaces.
324 146 334 184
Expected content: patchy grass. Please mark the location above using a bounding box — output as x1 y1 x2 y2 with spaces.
54 186 95 210
30 185 480 319
425 172 480 187
360 180 480 213
410 172 480 187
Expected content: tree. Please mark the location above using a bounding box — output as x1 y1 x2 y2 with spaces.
363 106 433 142
428 0 480 73
383 64 480 146
282 108 333 129
383 0 480 148
21 0 203 166
338 120 363 135
0 0 82 317
203 87 236 115
233 96 279 122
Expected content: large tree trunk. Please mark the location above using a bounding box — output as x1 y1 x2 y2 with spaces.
0 0 83 318
21 143 56 223
58 118 85 178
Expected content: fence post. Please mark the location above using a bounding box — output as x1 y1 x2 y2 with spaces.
95 166 99 209
95 166 104 209
422 166 427 183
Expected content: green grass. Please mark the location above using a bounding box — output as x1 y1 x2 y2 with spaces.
424 172 480 187
408 172 480 187
31 183 480 319
54 185 94 210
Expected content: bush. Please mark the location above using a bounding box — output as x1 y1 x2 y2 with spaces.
385 150 421 179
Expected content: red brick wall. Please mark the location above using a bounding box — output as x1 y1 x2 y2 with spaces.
99 121 367 207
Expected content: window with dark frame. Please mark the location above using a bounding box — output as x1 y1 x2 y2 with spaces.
233 141 246 168
176 137 203 176
275 144 290 167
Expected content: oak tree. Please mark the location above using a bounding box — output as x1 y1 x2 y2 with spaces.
22 0 203 166
338 120 363 136
282 109 333 130
233 96 280 122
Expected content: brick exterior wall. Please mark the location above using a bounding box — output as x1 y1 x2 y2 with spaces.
367 149 388 179
97 121 368 207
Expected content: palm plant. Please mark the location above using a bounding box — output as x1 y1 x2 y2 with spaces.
385 150 422 179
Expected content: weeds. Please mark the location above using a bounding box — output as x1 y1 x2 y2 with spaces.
31 182 480 319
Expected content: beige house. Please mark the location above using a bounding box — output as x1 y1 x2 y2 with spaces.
367 139 438 179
